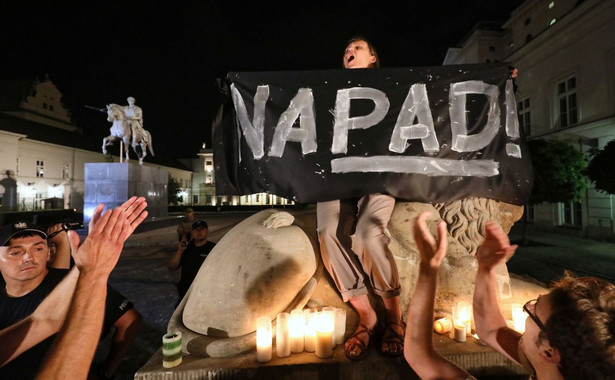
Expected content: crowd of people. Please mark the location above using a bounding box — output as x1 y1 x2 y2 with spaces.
1 37 614 380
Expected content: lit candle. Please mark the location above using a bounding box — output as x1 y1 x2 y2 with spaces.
511 303 526 333
334 308 347 345
275 312 291 357
433 317 452 334
453 301 472 336
290 309 305 353
303 308 318 352
453 322 466 342
256 316 272 362
315 312 334 358
322 307 337 348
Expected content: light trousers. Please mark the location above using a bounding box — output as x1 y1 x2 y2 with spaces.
317 194 400 302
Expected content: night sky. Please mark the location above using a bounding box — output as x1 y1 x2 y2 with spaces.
1 1 524 159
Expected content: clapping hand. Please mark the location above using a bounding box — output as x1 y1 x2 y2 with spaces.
475 222 517 271
413 211 448 273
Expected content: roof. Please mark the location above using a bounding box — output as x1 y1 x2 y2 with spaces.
0 112 191 171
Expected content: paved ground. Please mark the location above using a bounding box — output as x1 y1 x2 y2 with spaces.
97 212 615 379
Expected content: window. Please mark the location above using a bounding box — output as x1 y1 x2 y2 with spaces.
193 195 198 204
205 174 213 184
557 77 577 128
548 1 555 9
524 18 531 26
561 202 582 227
36 160 44 178
518 98 531 136
549 18 556 26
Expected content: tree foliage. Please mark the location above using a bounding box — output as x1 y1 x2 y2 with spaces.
168 174 182 205
528 139 587 204
585 139 615 194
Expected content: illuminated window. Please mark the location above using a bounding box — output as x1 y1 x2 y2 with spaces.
548 1 555 9
517 98 531 136
549 18 556 26
557 77 577 128
36 160 44 178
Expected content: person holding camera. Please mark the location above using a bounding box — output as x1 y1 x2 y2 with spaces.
168 220 216 302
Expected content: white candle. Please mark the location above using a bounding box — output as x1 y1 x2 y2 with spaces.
511 303 526 333
334 308 347 345
322 307 336 348
433 317 452 334
275 312 291 357
256 316 272 363
315 312 334 358
303 308 318 352
453 322 466 342
453 301 472 336
290 309 305 353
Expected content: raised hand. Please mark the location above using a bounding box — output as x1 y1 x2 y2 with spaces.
413 211 448 272
475 222 517 271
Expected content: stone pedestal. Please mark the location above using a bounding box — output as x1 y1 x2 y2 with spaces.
135 335 527 380
84 163 167 225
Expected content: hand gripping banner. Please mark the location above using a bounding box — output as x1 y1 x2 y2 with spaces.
213 63 533 205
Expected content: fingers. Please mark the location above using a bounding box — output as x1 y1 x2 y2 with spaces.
89 203 105 230
485 222 511 250
415 211 435 245
67 230 81 252
435 220 448 258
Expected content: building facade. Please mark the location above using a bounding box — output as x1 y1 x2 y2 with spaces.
444 0 615 238
0 76 193 212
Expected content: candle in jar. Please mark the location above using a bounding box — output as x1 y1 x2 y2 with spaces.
453 301 472 336
315 312 334 358
334 308 347 345
453 322 466 342
322 307 337 348
289 309 305 353
511 303 526 333
275 312 291 357
256 316 272 362
433 317 452 334
303 308 318 352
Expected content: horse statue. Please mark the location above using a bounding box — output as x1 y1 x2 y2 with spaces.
102 103 154 165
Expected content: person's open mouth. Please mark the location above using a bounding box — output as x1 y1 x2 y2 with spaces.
347 55 355 63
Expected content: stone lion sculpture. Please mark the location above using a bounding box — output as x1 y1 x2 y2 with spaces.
168 197 523 357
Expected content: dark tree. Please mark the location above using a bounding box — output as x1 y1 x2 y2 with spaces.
528 139 587 204
585 139 615 194
168 174 182 205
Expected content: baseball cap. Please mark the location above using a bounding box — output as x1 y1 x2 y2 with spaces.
192 220 208 229
0 221 47 246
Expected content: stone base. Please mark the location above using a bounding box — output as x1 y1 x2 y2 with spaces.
83 162 167 224
135 334 527 380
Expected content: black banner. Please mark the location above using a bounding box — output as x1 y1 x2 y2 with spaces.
214 63 533 205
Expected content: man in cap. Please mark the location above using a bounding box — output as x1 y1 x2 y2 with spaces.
0 197 147 379
169 219 216 301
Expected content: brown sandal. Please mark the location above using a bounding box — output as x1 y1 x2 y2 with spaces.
344 323 375 361
380 321 405 357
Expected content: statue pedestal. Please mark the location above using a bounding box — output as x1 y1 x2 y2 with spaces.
84 163 167 225
135 335 526 380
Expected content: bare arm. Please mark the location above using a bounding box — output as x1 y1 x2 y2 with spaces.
0 267 78 366
168 242 187 271
473 222 521 364
405 211 472 380
36 198 147 380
